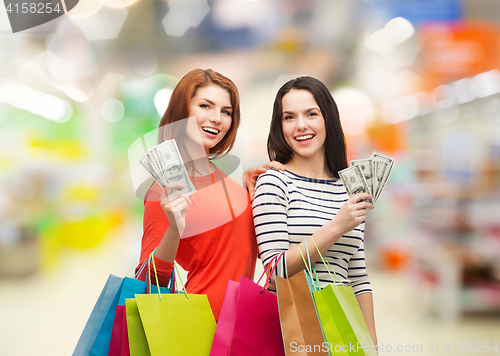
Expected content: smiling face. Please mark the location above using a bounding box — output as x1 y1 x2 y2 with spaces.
281 89 326 161
186 84 233 154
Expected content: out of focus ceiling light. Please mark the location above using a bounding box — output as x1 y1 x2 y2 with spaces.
46 52 75 80
0 80 72 123
162 0 210 36
341 112 365 136
451 78 475 104
332 87 375 134
432 84 455 109
67 0 103 19
57 86 91 102
212 0 267 29
383 95 420 124
364 17 414 54
154 88 173 117
472 69 500 98
332 87 374 117
101 99 125 122
101 0 138 8
0 103 7 123
69 5 128 40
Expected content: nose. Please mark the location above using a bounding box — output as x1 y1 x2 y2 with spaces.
296 115 308 130
209 110 222 124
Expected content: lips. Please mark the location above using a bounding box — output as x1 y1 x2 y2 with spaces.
294 134 315 145
201 126 220 137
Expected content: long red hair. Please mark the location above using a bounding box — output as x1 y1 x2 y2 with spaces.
158 69 240 158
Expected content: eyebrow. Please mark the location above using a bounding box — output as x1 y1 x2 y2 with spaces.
200 98 232 110
283 107 320 115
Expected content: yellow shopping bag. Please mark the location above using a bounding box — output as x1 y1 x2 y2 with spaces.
134 257 216 356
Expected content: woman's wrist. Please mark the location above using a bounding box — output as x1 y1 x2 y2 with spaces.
325 219 344 241
165 225 182 241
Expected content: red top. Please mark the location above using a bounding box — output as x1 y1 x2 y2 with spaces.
136 165 258 320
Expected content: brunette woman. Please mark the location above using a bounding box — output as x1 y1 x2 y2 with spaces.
253 76 378 345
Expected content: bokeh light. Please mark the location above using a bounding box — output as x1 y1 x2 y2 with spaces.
101 99 125 122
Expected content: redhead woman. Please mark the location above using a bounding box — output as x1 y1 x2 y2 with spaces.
136 68 283 321
252 76 378 345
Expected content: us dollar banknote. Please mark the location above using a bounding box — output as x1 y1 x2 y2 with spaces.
350 158 373 196
140 139 196 196
338 165 373 204
348 152 395 204
371 152 394 202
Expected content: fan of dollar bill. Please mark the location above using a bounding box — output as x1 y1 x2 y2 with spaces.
139 139 196 196
338 152 395 204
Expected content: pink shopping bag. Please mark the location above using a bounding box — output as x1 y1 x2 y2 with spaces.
210 253 285 356
108 305 126 356
120 305 130 356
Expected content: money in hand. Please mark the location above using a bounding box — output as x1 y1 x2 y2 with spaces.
349 158 373 196
349 151 394 204
338 165 373 204
139 139 196 196
371 152 394 202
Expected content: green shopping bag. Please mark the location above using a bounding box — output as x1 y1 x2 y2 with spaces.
134 258 216 356
126 298 150 356
296 243 348 356
307 239 377 356
124 251 174 356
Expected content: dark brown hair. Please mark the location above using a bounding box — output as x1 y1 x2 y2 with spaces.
158 68 240 158
267 76 348 178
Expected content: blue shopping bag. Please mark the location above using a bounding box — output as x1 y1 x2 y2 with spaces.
73 258 173 356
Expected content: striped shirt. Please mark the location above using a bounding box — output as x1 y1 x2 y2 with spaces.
252 169 371 295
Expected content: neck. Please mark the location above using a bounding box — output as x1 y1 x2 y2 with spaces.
191 157 213 176
285 150 332 179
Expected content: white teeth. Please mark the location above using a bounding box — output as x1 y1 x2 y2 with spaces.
295 134 314 141
202 127 219 134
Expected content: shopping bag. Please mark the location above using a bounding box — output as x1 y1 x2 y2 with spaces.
109 277 172 356
276 246 328 356
210 253 285 356
134 258 216 355
126 298 150 356
73 274 125 356
121 308 131 356
109 305 126 356
73 255 172 356
294 241 348 356
309 239 376 356
121 255 174 356
209 280 239 356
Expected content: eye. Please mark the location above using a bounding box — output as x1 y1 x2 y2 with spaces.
200 104 210 109
308 112 318 117
222 109 232 116
283 115 294 121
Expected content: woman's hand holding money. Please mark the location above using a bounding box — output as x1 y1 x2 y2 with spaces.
160 183 191 237
330 193 374 236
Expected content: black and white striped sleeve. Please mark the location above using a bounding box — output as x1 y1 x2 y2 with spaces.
347 222 372 295
252 170 289 272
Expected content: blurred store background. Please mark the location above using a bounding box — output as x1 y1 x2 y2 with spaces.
1 0 500 355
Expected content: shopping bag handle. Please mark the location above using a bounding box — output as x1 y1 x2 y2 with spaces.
146 250 190 301
257 251 285 292
134 249 175 292
310 237 346 291
296 241 321 291
134 257 149 280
